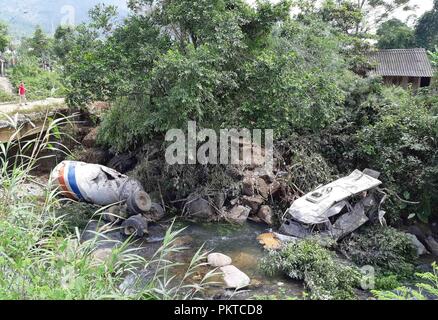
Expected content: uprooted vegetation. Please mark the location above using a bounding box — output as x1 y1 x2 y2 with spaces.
258 225 422 299
260 238 361 300
339 226 418 276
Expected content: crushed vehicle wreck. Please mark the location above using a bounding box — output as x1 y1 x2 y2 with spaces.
279 169 386 241
51 161 165 238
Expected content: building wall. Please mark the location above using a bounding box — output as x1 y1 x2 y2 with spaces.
383 76 431 90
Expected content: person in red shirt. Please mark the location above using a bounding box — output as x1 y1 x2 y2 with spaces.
18 81 27 106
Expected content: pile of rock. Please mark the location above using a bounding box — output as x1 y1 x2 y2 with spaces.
184 135 287 225
224 169 282 225
184 167 284 225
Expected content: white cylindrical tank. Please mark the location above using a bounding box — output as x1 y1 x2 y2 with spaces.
51 161 144 206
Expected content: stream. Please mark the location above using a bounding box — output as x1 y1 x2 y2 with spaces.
82 217 305 300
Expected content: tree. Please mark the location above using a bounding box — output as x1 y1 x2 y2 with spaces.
27 26 51 60
62 0 354 151
377 18 415 49
353 0 414 34
0 21 10 53
53 25 75 63
415 0 438 50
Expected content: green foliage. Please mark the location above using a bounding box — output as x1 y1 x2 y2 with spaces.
356 87 438 222
53 26 76 64
373 262 438 300
375 274 403 291
238 18 349 134
415 0 438 51
339 226 417 276
9 56 65 100
0 21 10 53
260 239 360 300
63 0 354 151
252 288 298 300
0 89 14 103
377 19 415 49
25 26 52 60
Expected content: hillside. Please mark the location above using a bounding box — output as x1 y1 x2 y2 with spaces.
0 0 128 38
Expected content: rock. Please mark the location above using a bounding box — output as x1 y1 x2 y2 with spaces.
273 232 299 244
416 264 434 273
425 236 438 256
242 177 255 196
91 248 113 265
74 126 93 141
208 253 232 267
257 205 274 225
231 252 258 270
241 195 264 214
173 235 194 247
405 233 429 256
268 180 281 196
78 148 111 165
253 167 275 183
242 176 269 199
407 225 428 243
220 265 251 289
186 197 216 221
257 233 281 250
230 198 239 206
212 192 226 213
82 127 98 148
255 178 269 199
225 205 251 224
119 270 153 295
249 279 263 289
108 153 138 174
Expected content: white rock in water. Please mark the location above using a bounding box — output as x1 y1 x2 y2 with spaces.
208 253 232 267
220 265 250 289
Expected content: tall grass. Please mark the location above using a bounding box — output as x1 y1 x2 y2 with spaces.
0 113 216 300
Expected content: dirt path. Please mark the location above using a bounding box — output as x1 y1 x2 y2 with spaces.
0 77 13 94
0 97 65 115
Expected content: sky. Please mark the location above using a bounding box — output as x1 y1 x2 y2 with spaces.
393 0 434 24
247 0 434 24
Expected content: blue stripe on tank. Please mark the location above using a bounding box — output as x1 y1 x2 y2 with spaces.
67 163 85 201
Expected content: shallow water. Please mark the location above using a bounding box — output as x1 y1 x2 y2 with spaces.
135 220 305 300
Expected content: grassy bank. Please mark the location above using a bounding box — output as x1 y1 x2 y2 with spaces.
0 115 213 300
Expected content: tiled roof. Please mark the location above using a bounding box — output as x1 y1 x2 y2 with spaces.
370 48 434 78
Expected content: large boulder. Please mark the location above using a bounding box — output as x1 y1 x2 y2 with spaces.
208 253 232 267
225 205 251 224
220 265 251 289
186 197 216 221
241 195 264 214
